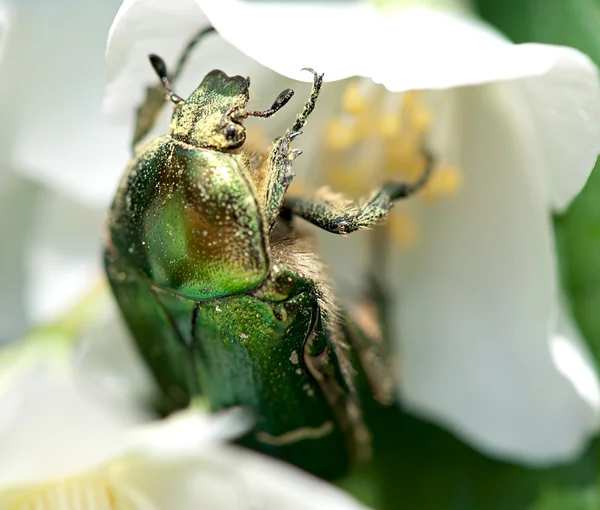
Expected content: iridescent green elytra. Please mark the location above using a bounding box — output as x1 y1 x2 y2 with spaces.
105 30 433 479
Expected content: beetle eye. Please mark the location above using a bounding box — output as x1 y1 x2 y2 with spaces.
225 125 237 140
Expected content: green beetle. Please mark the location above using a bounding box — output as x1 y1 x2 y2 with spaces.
105 30 433 479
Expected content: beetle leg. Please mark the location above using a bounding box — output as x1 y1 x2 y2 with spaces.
264 69 324 229
344 297 395 407
132 26 216 151
304 332 373 464
285 148 434 235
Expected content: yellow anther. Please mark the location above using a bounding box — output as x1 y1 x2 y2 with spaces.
419 164 462 202
318 81 463 255
379 114 402 139
324 118 358 152
325 162 371 196
409 107 432 134
342 82 368 116
400 91 421 113
387 210 418 249
11 475 140 510
384 137 424 180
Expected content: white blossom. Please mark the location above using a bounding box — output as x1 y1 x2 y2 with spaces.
105 0 600 464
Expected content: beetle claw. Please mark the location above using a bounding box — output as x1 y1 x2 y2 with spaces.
289 149 303 161
286 130 303 142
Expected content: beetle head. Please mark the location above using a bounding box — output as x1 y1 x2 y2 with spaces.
172 69 250 150
148 55 294 151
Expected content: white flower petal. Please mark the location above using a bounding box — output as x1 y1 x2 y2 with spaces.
106 0 273 120
511 51 600 211
197 0 599 105
105 0 209 123
0 176 39 343
196 0 372 82
391 84 599 463
23 191 104 324
370 13 593 91
119 444 369 510
0 359 136 485
0 2 9 61
127 407 252 461
7 0 129 207
74 291 158 418
0 338 250 489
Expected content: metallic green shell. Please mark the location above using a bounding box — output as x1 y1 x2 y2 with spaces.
105 237 350 479
107 135 269 300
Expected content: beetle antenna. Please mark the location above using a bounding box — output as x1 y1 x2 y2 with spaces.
172 25 216 81
235 88 295 120
148 54 184 105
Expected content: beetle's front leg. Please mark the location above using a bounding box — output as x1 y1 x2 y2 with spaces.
285 148 434 235
264 69 324 229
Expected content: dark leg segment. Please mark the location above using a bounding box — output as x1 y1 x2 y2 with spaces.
285 149 434 235
264 69 324 229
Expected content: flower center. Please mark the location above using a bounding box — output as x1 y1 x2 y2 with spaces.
319 80 461 249
10 475 148 510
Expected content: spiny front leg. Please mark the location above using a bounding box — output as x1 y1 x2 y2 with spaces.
264 69 324 230
285 149 434 235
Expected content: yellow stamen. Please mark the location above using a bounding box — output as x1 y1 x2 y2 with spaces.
379 114 402 139
400 90 420 113
342 82 368 116
325 162 370 197
384 137 425 181
10 475 143 510
319 83 462 251
324 118 358 152
409 107 432 134
419 164 463 202
387 210 418 249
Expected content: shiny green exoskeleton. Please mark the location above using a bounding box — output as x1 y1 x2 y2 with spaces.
105 30 433 479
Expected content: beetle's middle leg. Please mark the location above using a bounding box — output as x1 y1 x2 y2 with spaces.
264 69 324 229
284 149 434 235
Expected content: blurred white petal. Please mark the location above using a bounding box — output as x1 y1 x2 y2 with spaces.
119 442 370 510
0 346 139 485
127 407 252 460
23 191 104 324
0 177 39 343
6 0 129 207
0 1 9 61
105 0 208 122
106 0 279 126
74 291 158 416
0 339 365 510
390 84 600 463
